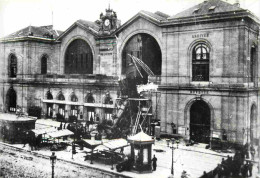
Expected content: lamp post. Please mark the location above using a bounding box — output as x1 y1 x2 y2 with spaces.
170 138 179 177
171 138 175 176
111 153 114 170
50 152 57 178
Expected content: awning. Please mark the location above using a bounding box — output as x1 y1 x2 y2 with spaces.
95 145 109 152
47 129 74 138
95 138 128 151
31 127 57 136
128 131 154 144
82 139 103 148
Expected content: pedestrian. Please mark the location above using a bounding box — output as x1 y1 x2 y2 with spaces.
181 170 190 178
248 161 253 177
171 122 176 134
152 155 157 171
59 122 63 130
241 163 249 177
250 145 255 160
200 171 208 178
120 147 124 154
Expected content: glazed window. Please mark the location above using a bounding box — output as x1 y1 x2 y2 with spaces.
85 93 95 103
65 39 93 74
192 43 210 81
250 46 256 82
104 93 113 104
47 91 53 100
57 93 65 100
9 54 17 78
41 55 47 74
71 93 78 102
105 108 113 120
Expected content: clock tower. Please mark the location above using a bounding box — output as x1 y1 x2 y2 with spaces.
98 5 121 35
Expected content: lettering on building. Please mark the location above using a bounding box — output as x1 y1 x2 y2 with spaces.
100 48 113 52
192 33 209 38
100 53 113 56
190 90 209 94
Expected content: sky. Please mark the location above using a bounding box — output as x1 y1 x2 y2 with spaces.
0 0 260 37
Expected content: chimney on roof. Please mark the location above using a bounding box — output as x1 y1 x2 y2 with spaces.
28 25 33 36
234 0 240 7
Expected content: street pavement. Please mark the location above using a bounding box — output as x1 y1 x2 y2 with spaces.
1 118 259 178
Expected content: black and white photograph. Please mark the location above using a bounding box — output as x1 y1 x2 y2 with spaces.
0 0 260 177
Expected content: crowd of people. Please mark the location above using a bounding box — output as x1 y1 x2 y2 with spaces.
200 144 256 178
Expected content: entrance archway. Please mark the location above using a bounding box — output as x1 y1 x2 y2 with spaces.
6 87 17 112
190 100 211 143
121 33 162 84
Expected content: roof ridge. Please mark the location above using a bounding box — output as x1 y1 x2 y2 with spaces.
169 0 243 19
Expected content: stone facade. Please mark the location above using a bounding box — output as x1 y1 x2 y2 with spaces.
0 0 259 145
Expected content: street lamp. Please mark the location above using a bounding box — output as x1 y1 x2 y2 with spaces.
111 153 114 170
50 152 57 178
171 138 175 176
170 138 179 177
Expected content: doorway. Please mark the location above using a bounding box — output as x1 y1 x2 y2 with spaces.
190 100 211 143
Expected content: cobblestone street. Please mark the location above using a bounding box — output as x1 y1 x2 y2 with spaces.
0 144 126 178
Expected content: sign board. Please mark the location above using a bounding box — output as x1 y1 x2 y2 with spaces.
212 131 221 138
178 126 186 135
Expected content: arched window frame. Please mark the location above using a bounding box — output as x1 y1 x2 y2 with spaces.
70 93 78 102
64 39 93 74
104 93 113 104
41 55 48 74
46 91 53 100
9 54 17 78
85 93 95 103
57 92 65 101
192 43 210 81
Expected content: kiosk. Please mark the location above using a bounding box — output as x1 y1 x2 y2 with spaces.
128 131 154 173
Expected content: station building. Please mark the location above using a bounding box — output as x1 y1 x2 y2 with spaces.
0 0 259 145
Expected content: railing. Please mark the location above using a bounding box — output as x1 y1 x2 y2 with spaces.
5 74 119 85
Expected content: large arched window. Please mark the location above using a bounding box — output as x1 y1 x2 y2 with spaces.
65 39 93 74
192 43 209 81
122 33 162 84
41 55 48 74
9 54 17 78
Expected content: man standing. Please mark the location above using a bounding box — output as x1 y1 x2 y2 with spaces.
248 161 253 177
250 145 256 160
171 122 177 134
152 155 157 171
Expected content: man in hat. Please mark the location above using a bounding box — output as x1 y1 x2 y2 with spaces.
152 155 157 171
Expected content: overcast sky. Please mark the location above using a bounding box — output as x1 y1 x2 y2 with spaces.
0 0 260 37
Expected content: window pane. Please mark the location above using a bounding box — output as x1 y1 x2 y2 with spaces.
65 39 93 74
192 44 209 81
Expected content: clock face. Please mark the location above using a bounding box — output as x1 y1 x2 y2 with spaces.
104 19 110 26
